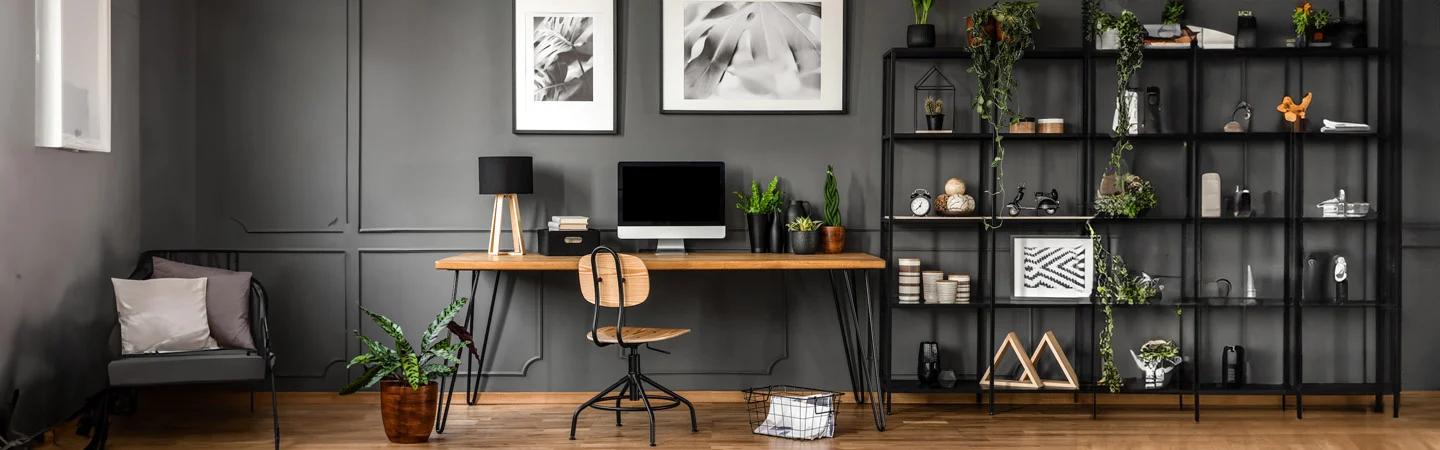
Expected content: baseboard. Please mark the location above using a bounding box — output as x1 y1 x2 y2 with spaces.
136 387 1438 408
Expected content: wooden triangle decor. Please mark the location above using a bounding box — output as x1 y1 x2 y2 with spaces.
979 332 1043 389
1018 331 1081 390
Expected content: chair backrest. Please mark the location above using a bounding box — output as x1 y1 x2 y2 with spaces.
578 251 650 307
121 251 271 357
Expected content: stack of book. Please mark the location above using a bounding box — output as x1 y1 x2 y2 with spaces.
547 216 589 231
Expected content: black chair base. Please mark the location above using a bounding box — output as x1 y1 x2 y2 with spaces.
570 349 697 446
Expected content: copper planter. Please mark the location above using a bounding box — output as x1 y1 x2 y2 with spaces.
819 226 846 254
380 380 440 444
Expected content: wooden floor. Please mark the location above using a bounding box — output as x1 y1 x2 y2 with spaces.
72 395 1440 449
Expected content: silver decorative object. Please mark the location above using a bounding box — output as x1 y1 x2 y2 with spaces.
1317 189 1372 218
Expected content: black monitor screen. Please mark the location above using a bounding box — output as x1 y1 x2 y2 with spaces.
618 162 726 226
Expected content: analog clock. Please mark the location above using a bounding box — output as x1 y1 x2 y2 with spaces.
910 189 932 216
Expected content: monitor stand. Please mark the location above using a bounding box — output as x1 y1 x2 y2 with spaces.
654 239 688 255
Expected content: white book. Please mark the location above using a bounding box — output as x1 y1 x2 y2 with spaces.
551 216 589 224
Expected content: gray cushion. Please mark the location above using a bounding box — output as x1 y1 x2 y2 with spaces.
108 349 265 386
152 257 256 350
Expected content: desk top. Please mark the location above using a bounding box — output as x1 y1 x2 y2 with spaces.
435 252 886 271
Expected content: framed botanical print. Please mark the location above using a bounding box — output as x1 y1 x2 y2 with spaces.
514 0 620 134
1012 236 1094 301
660 0 847 114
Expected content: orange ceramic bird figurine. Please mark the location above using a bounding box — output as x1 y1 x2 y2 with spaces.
1277 93 1313 123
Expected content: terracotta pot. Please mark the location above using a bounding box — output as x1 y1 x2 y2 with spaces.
819 226 846 254
380 380 440 444
965 16 1006 46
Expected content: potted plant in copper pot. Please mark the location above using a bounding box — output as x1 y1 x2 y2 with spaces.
820 165 845 254
340 296 472 444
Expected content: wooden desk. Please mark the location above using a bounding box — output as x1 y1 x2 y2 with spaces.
432 251 887 433
435 252 886 271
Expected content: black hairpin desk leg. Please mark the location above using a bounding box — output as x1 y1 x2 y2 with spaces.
435 270 503 434
831 269 886 431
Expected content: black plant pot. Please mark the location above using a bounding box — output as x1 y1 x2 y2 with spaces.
769 211 787 253
790 230 820 255
784 201 811 227
907 24 936 48
746 213 772 253
925 114 945 131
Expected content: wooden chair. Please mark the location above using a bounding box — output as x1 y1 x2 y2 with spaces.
569 247 696 447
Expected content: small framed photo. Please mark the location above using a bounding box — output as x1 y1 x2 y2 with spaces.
660 0 847 114
513 0 620 134
1012 236 1094 301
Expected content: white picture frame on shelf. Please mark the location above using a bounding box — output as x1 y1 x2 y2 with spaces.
1012 236 1093 301
660 0 847 114
513 0 620 135
34 0 112 152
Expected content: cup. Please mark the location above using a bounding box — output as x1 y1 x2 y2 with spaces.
948 274 971 303
935 280 957 305
921 271 945 303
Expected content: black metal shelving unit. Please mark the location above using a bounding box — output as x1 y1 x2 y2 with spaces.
877 2 1402 421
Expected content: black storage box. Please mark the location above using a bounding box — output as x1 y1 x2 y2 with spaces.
538 229 601 256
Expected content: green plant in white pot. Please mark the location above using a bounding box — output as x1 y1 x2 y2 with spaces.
340 296 471 444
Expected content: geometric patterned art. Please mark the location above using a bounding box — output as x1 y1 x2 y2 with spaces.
1012 236 1093 299
1022 244 1088 289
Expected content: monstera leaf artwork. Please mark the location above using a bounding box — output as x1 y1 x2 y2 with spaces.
534 16 595 102
682 2 823 100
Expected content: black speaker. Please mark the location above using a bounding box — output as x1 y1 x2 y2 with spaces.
1303 252 1331 304
917 342 940 388
1223 345 1246 388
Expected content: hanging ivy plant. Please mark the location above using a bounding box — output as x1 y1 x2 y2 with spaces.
1084 1 1149 394
966 0 1038 228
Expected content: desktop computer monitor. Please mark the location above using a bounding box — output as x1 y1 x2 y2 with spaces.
617 162 726 254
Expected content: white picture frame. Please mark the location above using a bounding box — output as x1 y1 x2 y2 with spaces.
35 0 112 152
1012 236 1094 300
513 0 619 135
660 0 846 114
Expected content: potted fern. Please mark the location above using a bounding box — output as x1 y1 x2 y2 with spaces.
787 216 823 255
341 296 471 444
820 165 845 254
924 97 945 131
735 177 783 253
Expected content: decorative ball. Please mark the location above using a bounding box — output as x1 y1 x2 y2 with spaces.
945 178 967 196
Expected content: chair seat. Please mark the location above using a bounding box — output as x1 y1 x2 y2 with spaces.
109 349 266 387
587 326 690 344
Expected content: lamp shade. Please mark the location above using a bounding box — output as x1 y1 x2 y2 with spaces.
477 156 533 195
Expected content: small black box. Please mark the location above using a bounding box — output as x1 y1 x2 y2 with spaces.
538 229 601 256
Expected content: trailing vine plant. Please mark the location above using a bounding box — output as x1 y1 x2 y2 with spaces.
1084 0 1150 393
965 0 1038 229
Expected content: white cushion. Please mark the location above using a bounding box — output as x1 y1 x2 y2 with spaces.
113 278 218 354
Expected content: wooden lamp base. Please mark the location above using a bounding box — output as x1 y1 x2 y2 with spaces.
488 193 525 255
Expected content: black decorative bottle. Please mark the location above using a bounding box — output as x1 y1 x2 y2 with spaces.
769 209 787 253
917 342 940 388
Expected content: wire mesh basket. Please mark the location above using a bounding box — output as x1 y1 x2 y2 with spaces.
743 385 843 440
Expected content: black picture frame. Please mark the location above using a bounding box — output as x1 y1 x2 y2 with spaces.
512 0 623 135
658 0 849 115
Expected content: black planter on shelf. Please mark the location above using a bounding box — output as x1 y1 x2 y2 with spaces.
746 213 772 253
769 210 787 253
784 201 810 227
907 24 936 48
790 230 819 255
925 114 945 131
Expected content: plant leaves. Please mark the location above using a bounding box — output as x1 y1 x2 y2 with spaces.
446 321 480 359
533 16 595 101
339 364 385 395
682 2 822 100
402 353 424 389
422 297 471 353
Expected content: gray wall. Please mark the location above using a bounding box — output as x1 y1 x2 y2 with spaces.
0 0 143 442
135 0 1440 395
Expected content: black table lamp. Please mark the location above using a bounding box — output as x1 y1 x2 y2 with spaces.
478 156 533 255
